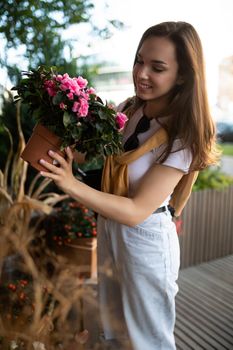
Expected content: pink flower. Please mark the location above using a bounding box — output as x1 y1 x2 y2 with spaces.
87 87 96 95
78 98 89 117
55 74 63 82
67 92 74 100
47 88 56 97
44 80 57 96
115 112 128 130
44 80 54 88
60 78 81 96
72 101 80 113
59 102 67 110
60 81 71 92
75 76 88 89
62 73 70 80
80 90 90 100
73 83 81 96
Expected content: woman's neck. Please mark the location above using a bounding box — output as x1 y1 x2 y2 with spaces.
143 96 170 119
143 93 173 119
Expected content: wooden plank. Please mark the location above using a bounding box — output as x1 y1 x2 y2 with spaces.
175 313 224 350
176 293 233 336
198 264 233 285
177 284 233 324
176 300 233 347
209 256 233 271
175 255 233 349
178 276 233 312
175 326 203 350
179 269 233 295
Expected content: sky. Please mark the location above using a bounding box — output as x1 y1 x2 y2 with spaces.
73 0 233 109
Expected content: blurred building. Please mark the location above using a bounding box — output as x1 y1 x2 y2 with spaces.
92 65 134 105
217 56 233 119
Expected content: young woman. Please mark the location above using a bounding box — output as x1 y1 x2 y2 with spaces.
39 22 218 350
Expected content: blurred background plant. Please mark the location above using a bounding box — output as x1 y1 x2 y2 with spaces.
193 167 233 191
0 100 98 349
42 199 97 248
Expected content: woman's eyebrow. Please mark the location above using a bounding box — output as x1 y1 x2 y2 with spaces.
151 59 168 66
137 53 168 66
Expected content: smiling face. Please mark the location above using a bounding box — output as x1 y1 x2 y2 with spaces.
133 36 180 114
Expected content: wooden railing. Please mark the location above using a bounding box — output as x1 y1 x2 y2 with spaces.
179 186 233 269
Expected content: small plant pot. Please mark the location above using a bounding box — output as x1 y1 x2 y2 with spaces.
52 237 97 279
21 123 65 172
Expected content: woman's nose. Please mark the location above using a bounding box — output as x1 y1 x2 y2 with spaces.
137 65 150 79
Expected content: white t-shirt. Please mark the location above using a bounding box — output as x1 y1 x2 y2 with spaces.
119 103 193 206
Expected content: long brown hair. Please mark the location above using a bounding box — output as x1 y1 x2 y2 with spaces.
131 21 220 171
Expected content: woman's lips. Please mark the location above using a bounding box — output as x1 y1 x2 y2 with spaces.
137 82 152 90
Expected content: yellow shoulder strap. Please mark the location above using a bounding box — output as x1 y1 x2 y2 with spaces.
101 128 168 196
169 170 199 217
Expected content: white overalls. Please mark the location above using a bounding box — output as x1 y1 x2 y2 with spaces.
97 106 192 349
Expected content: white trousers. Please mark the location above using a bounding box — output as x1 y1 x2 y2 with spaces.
97 210 180 350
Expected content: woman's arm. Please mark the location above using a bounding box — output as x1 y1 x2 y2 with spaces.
39 147 183 226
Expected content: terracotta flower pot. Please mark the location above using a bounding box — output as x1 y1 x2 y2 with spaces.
51 237 97 279
21 123 65 172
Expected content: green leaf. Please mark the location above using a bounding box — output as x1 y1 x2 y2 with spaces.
71 128 81 140
52 91 63 105
63 112 72 127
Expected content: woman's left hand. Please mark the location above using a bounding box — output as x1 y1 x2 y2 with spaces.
39 147 76 193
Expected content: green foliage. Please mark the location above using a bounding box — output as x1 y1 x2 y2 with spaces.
218 143 233 156
0 0 94 49
193 167 233 191
0 0 123 70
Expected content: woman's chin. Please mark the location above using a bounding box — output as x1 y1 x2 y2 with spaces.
135 88 153 100
136 92 152 100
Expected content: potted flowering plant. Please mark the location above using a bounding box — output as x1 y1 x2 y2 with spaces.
42 198 98 278
12 66 128 171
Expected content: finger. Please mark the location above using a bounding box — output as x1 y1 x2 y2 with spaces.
65 146 74 163
40 170 60 181
39 159 62 173
48 150 68 168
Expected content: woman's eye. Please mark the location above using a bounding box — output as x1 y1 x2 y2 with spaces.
152 67 164 73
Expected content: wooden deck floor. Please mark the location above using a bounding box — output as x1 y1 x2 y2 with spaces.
175 254 233 350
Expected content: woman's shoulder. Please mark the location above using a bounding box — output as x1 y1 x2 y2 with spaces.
154 138 193 174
